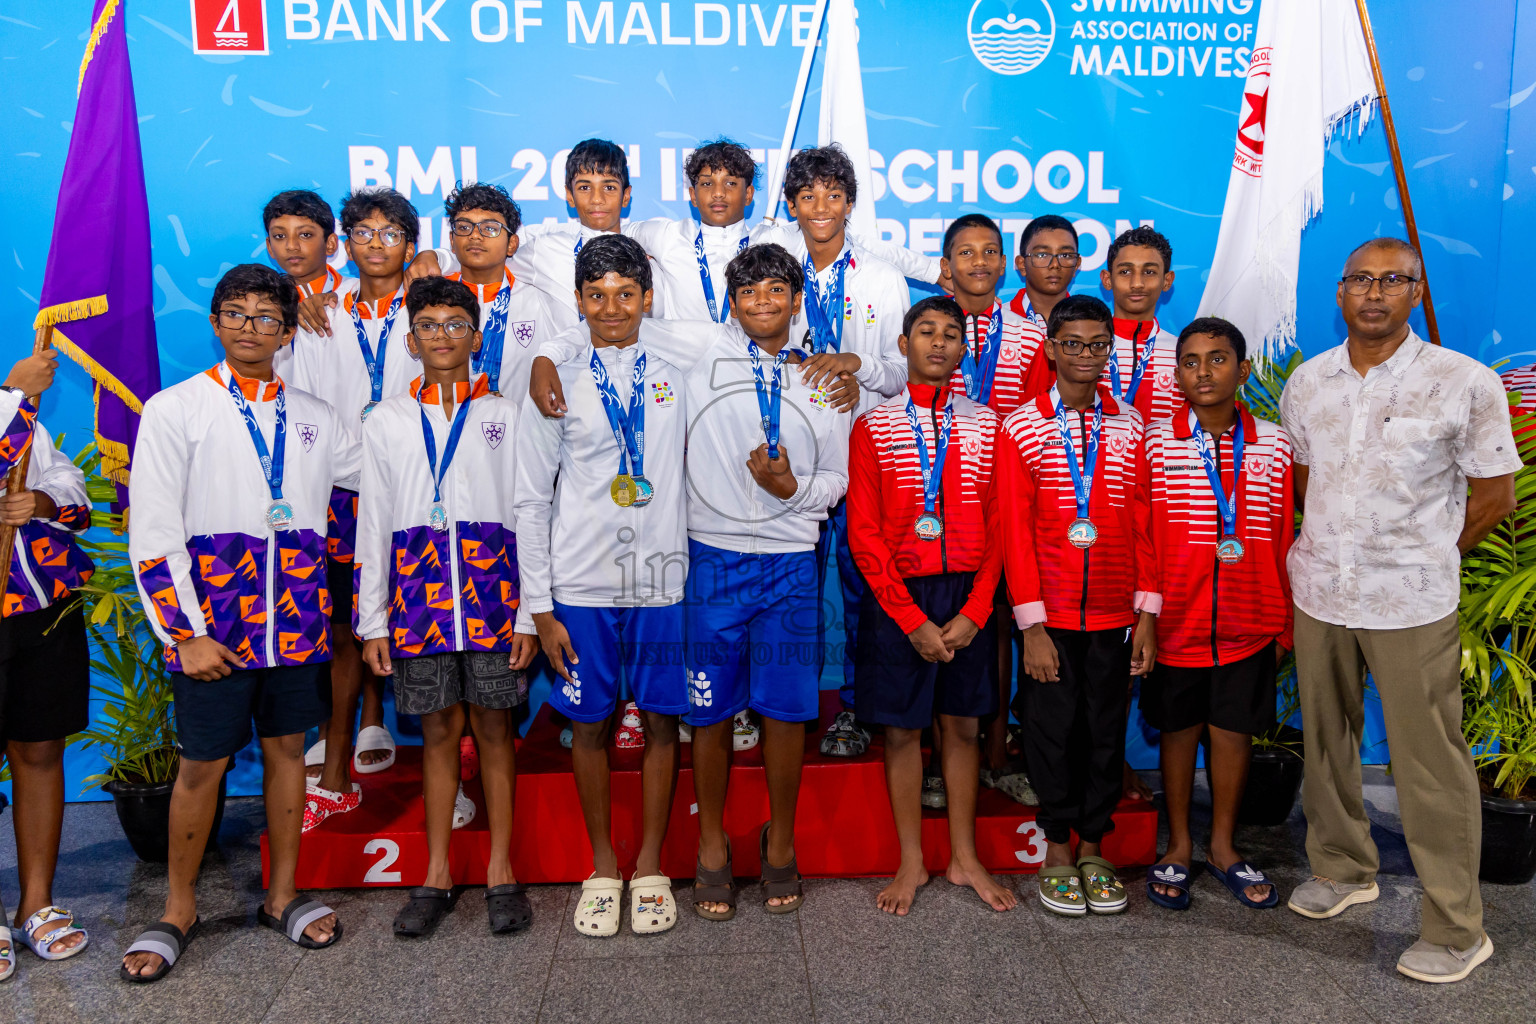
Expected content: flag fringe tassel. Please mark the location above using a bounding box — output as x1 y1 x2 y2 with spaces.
1248 92 1381 364
78 0 120 93
32 295 108 330
53 327 146 416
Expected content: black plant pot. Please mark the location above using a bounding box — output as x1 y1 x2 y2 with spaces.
1198 725 1304 827
104 773 227 863
1479 791 1536 885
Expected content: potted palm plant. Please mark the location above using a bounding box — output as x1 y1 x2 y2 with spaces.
1459 401 1536 884
65 445 224 862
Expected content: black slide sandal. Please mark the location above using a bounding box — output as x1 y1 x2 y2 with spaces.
119 918 200 984
759 824 802 914
394 886 455 938
257 896 342 949
486 883 533 934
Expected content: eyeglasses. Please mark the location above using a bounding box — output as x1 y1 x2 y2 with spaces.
451 218 507 239
1023 252 1082 268
1054 339 1113 356
411 320 475 340
217 310 287 335
1340 273 1418 296
348 226 406 247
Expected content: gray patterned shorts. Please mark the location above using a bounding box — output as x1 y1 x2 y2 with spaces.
392 651 529 716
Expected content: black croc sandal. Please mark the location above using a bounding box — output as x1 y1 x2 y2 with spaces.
393 886 455 938
257 895 342 949
693 842 736 922
486 883 533 935
119 918 200 984
759 824 802 914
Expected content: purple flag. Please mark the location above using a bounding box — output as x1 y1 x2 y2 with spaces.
35 0 159 486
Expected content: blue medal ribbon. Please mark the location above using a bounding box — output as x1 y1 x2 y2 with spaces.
1107 320 1158 406
1053 386 1102 520
802 249 853 354
906 392 955 523
351 287 404 408
957 304 1004 405
589 348 647 480
696 230 750 323
1194 412 1245 541
749 341 788 460
574 235 586 322
224 367 288 523
419 385 475 511
474 272 515 393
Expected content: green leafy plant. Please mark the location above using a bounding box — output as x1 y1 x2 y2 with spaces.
1459 401 1536 800
1242 346 1306 756
60 443 179 790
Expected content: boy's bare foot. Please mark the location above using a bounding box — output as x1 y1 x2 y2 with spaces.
121 906 197 978
1123 761 1153 802
1152 841 1194 900
946 860 1017 912
263 896 338 944
875 863 929 916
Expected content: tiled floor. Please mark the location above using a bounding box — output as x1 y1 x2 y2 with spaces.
0 768 1530 1024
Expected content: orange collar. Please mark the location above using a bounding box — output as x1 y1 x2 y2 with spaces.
445 267 515 305
207 363 282 402
299 265 342 297
410 373 491 406
344 285 404 319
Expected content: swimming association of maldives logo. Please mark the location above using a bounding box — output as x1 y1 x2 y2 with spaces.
190 0 270 56
967 0 1056 76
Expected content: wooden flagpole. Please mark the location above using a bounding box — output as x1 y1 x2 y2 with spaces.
0 325 54 596
1355 0 1441 345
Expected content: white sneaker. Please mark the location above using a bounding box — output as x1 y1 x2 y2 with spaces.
732 710 760 751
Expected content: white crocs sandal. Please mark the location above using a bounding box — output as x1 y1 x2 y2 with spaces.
19 906 89 961
574 876 624 937
628 875 677 934
304 738 327 771
452 785 476 830
732 710 760 752
0 925 14 982
352 725 396 774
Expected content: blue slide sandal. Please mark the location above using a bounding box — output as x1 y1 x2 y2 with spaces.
1204 860 1280 909
1145 862 1195 910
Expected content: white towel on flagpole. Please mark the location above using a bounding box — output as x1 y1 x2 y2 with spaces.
1196 0 1379 361
817 0 878 241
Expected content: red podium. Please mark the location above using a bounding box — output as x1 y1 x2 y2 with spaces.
268 693 1157 888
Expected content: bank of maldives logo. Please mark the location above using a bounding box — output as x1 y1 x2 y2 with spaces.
191 0 270 56
968 0 1055 76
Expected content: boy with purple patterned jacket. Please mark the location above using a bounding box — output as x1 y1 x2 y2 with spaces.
122 265 358 983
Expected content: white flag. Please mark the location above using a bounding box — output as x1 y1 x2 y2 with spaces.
817 0 878 241
1196 0 1379 361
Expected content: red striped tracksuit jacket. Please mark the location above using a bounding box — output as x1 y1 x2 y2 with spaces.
846 381 1003 634
1146 404 1294 667
997 383 1158 632
946 298 1053 419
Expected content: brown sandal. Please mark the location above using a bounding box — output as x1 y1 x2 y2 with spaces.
693 842 736 921
759 824 803 914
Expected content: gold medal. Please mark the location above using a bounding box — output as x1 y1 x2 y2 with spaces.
611 474 636 507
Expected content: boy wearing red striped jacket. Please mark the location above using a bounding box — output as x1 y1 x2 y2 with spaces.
1143 318 1293 912
997 294 1157 918
847 296 1015 917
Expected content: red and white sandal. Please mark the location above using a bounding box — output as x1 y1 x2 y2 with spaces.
460 736 480 781
614 701 646 749
302 782 361 833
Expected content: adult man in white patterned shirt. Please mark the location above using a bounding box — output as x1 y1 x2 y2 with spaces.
1279 237 1519 984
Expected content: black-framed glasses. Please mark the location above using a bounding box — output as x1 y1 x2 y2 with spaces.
1055 339 1113 356
217 310 287 335
451 218 507 238
348 226 406 247
1340 273 1418 296
411 320 475 340
1023 251 1082 268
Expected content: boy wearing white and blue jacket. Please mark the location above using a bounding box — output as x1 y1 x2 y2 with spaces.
124 264 358 983
356 277 538 939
